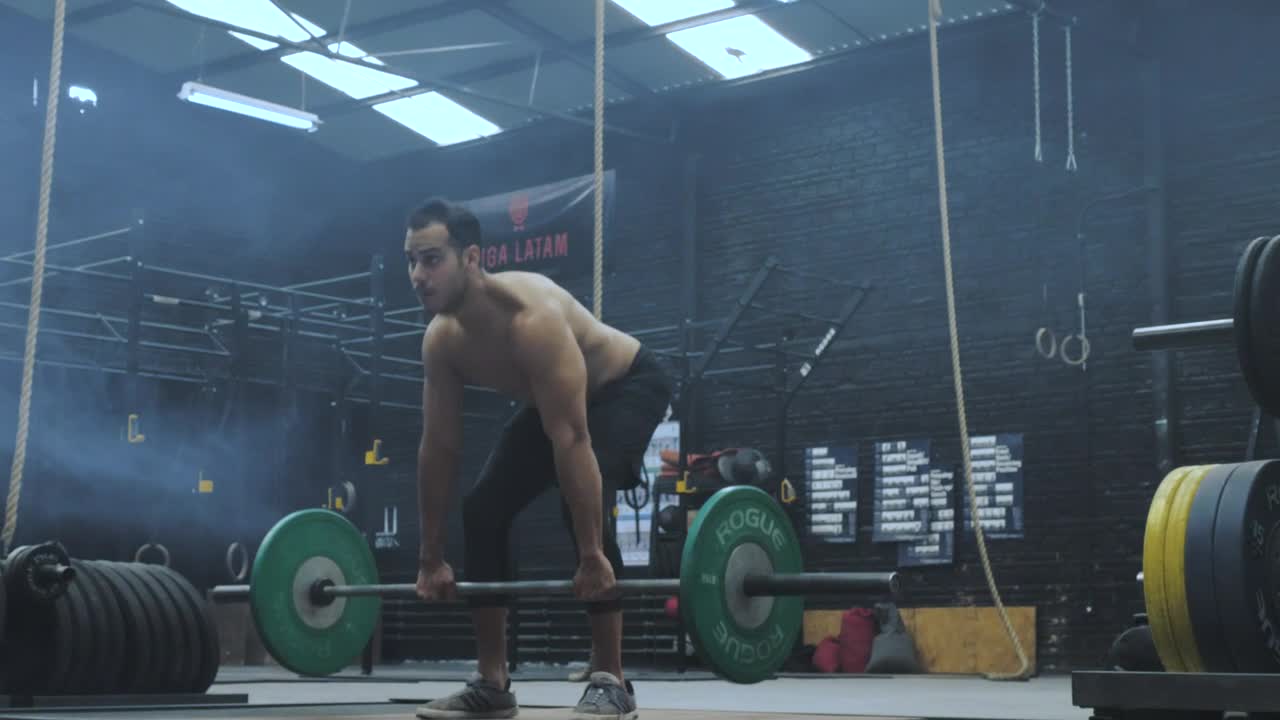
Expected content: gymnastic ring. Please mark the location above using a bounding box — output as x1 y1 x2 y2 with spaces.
1034 327 1057 359
1060 333 1091 366
134 542 170 567
226 541 249 582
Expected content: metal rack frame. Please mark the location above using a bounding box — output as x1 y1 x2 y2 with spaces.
630 256 870 669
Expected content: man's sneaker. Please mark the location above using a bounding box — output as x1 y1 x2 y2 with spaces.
570 671 637 720
416 673 518 719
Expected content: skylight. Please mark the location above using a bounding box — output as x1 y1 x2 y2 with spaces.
668 15 812 79
373 93 502 146
165 1 326 50
168 0 505 146
281 49 416 100
610 0 734 26
609 0 811 80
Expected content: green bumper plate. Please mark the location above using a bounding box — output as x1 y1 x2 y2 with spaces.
250 509 381 677
681 485 803 684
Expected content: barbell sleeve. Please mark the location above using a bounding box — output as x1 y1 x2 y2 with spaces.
743 571 900 597
1131 318 1234 351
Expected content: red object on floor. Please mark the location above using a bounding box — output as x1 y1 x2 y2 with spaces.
812 636 841 673
838 607 877 673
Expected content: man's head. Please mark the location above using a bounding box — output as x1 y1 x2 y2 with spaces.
404 197 483 315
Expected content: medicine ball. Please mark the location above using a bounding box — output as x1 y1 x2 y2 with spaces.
718 448 774 488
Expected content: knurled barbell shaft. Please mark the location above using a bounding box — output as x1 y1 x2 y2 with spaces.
1131 318 1233 351
209 571 899 602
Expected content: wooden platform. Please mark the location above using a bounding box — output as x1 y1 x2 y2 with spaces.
803 606 1037 675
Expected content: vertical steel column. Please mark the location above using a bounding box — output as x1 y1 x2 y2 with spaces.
230 283 249 543
125 212 146 426
368 255 386 420
774 329 791 493
124 211 147 562
1141 11 1175 476
674 152 700 672
361 253 386 677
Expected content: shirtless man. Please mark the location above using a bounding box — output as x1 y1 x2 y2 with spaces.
408 198 672 720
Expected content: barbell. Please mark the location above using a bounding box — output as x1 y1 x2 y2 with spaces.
210 485 898 683
1131 234 1280 418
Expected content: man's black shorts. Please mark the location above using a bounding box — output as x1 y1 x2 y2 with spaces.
477 345 672 495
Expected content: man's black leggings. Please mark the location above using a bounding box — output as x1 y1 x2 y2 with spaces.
461 346 672 614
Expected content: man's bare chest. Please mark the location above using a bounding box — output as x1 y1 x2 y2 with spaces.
451 335 529 399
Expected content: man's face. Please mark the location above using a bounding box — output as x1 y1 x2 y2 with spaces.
405 222 469 315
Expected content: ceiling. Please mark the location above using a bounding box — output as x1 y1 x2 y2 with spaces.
0 0 1057 162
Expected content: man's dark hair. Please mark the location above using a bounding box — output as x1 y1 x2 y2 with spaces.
406 197 482 252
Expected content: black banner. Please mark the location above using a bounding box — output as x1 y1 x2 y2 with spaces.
463 170 616 280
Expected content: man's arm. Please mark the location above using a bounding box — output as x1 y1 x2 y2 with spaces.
513 311 604 561
418 327 464 568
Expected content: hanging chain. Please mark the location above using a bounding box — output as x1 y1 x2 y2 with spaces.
1032 10 1042 163
1064 25 1077 172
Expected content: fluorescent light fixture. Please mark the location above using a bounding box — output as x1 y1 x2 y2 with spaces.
373 92 501 146
282 49 415 100
668 15 812 79
178 81 319 131
164 1 326 50
610 0 733 26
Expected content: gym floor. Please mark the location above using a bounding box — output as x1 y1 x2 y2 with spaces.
0 663 1087 720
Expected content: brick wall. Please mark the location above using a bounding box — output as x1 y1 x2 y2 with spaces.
672 0 1279 670
351 2 1280 671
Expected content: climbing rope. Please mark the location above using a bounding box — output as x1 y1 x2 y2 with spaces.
591 0 605 320
927 0 1031 680
1064 24 1077 172
5 0 67 554
1031 8 1042 163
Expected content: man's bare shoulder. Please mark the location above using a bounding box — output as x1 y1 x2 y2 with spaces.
421 316 461 372
492 270 572 305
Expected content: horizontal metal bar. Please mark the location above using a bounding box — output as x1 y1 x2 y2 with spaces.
1004 0 1078 26
385 316 427 330
0 352 205 385
210 571 898 603
0 321 120 344
386 306 424 319
628 319 723 337
1 225 132 262
287 271 371 290
0 258 130 287
342 348 421 368
702 363 775 377
141 339 228 357
342 328 423 346
346 305 423 324
143 264 371 307
1131 318 1233 351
